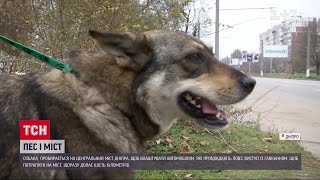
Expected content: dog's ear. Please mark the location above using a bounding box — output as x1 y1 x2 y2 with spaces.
89 30 152 71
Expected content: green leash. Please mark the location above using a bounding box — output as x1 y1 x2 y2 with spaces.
0 35 78 76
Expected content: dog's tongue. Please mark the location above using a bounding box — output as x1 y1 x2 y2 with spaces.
201 99 228 120
201 99 219 114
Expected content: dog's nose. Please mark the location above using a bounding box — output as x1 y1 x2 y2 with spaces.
239 76 256 92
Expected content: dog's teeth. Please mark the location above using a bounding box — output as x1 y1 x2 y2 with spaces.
190 100 196 105
195 104 201 108
216 112 221 118
185 94 192 101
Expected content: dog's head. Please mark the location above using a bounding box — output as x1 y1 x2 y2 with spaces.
79 30 255 133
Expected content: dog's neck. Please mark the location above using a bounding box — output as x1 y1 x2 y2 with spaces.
38 69 160 153
42 52 161 150
125 99 160 145
89 73 160 146
73 54 161 147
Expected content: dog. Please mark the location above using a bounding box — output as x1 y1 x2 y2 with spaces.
0 30 255 179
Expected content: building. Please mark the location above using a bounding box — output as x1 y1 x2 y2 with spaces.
259 17 319 73
259 17 316 56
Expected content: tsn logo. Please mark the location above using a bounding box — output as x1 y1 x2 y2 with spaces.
20 120 50 140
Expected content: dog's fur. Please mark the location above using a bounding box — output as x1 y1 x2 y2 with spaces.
0 30 255 179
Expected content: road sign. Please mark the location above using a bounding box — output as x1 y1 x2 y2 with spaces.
242 53 259 62
263 45 288 58
230 58 242 65
246 54 253 62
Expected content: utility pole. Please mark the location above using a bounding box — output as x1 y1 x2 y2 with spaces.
260 61 264 76
270 58 273 73
306 23 311 77
261 41 264 76
197 19 200 39
215 0 219 60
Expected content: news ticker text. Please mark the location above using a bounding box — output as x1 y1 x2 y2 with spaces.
21 153 301 170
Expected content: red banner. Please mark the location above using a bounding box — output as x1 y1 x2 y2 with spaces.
20 120 50 140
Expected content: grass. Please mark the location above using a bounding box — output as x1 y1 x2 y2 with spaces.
136 120 320 179
251 73 320 80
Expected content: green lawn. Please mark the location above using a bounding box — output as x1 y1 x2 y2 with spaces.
252 73 320 80
136 120 320 179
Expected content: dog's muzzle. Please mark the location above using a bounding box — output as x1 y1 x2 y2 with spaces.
177 75 256 128
177 91 229 127
239 76 256 93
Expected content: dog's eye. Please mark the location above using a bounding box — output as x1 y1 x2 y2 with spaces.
185 53 203 64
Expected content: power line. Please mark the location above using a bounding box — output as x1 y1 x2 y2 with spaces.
220 7 275 11
213 5 274 59
202 17 265 37
230 17 265 27
215 0 219 59
218 22 233 28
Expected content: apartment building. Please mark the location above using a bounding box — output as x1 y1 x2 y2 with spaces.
259 17 316 56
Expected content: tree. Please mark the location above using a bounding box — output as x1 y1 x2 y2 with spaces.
220 56 229 65
180 0 213 37
140 0 193 31
291 26 308 73
291 19 320 74
309 19 320 75
231 49 242 59
0 0 196 73
0 0 39 73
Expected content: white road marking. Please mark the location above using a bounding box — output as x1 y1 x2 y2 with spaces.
256 78 320 86
277 81 320 86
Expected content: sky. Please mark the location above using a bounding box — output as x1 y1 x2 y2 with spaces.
200 0 320 59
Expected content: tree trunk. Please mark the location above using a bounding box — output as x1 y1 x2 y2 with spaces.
184 8 191 33
291 60 295 74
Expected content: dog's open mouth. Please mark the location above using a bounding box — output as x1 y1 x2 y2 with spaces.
178 91 228 127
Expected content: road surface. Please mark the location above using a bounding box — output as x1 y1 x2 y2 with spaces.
236 77 320 159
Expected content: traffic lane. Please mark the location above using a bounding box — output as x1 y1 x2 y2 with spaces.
237 77 320 158
244 78 320 140
253 77 320 103
240 77 320 113
239 86 320 134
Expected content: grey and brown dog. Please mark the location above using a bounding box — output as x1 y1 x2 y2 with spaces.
0 30 255 179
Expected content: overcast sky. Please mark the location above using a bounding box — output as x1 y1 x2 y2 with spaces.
200 0 320 59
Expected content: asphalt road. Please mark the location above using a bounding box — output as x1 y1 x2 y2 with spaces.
236 77 320 159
